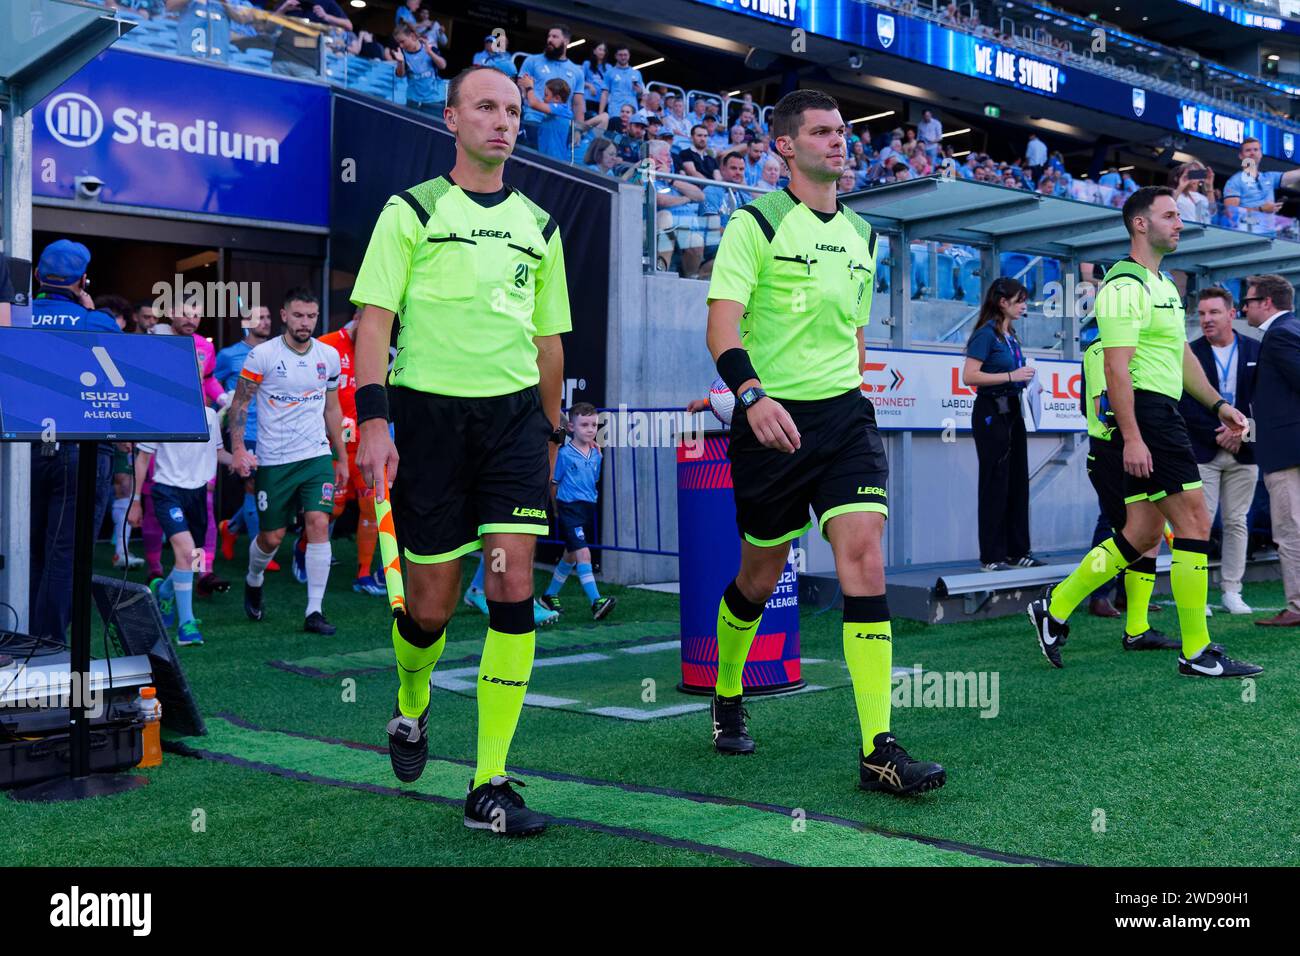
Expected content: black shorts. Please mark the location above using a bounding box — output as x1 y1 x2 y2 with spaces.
557 498 596 552
1087 435 1127 533
152 483 208 543
1116 391 1204 504
728 388 889 547
390 385 551 564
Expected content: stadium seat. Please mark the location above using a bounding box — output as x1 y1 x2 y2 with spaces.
910 246 929 299
959 258 981 303
936 253 957 300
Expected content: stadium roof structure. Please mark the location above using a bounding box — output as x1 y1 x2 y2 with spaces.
843 177 1300 287
0 0 131 112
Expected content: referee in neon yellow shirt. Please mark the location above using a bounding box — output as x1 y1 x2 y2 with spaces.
351 66 571 836
705 89 945 796
1029 186 1262 678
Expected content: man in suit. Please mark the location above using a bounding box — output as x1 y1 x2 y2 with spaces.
1180 287 1261 615
1242 274 1300 626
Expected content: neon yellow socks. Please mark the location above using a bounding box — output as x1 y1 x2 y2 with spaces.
474 599 536 788
1171 538 1211 658
1049 534 1140 622
1123 556 1157 637
714 580 765 698
842 594 892 751
393 616 445 718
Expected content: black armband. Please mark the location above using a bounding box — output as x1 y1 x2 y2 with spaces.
355 384 389 424
716 347 759 395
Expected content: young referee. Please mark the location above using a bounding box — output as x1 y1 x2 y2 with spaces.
704 90 945 797
1029 187 1262 678
351 66 571 836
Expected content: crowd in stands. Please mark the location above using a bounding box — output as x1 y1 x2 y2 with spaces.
92 0 1300 271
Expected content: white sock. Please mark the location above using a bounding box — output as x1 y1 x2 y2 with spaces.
111 497 130 557
246 539 277 587
305 542 331 617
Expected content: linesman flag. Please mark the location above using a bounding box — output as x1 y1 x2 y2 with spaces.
374 464 406 617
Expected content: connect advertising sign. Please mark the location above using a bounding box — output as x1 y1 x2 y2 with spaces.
861 348 1085 433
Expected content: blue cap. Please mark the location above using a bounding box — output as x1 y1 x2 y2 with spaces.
37 239 91 286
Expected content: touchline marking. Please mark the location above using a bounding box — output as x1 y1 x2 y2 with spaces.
205 712 1071 867
168 738 787 867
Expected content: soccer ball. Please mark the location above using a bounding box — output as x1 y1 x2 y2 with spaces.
707 377 734 426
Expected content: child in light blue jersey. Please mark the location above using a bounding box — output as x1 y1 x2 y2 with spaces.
540 403 616 620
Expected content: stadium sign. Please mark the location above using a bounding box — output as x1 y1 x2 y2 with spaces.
32 48 328 226
689 0 1299 162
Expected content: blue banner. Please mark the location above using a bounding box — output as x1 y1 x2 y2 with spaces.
690 0 1300 162
0 329 210 442
32 48 329 226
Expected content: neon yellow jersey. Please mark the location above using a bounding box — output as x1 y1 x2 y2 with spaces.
1082 337 1113 441
1094 258 1185 401
350 176 572 398
706 187 877 402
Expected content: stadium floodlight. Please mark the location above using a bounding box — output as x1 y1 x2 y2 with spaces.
941 128 972 138
567 38 586 49
634 57 664 70
849 110 895 124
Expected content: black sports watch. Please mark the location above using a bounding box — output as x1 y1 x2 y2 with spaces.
738 385 767 409
549 426 567 445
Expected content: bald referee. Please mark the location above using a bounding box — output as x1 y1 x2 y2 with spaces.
705 89 944 796
352 65 570 836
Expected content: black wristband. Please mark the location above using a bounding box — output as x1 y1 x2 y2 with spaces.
1211 398 1228 415
716 347 758 394
355 383 389 424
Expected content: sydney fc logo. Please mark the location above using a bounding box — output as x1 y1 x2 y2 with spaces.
1131 88 1146 118
1286 133 1295 159
877 13 896 49
45 92 104 148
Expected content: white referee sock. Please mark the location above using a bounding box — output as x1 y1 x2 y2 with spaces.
246 539 277 587
111 497 131 558
305 542 332 617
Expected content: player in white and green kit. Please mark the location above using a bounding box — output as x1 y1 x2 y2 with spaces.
228 288 348 635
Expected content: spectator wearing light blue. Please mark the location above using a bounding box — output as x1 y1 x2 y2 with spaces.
917 109 943 150
704 113 729 153
522 75 608 163
703 151 750 234
519 24 587 149
524 76 576 162
742 136 769 186
394 22 446 114
645 140 706 276
169 0 255 61
958 153 979 180
1224 136 1300 221
1025 132 1047 175
395 0 419 31
473 32 517 77
584 137 622 178
583 42 610 113
601 45 643 117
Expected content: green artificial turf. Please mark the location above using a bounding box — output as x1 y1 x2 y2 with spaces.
3 541 1297 867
